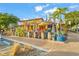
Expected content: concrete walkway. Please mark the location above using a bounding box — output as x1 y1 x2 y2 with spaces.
2 32 79 56
3 36 53 52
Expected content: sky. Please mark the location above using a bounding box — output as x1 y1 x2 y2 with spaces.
0 3 79 20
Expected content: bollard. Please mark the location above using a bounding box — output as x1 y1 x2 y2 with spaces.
48 32 52 40
41 32 44 39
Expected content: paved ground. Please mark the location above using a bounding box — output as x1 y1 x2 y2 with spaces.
3 36 52 52
45 32 79 56
67 32 79 42
1 32 79 56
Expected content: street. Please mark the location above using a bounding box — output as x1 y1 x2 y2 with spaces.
66 32 79 42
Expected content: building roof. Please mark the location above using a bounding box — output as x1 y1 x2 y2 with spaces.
19 18 44 22
18 18 44 25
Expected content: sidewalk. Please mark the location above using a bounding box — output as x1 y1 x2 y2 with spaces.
3 36 79 55
3 36 52 52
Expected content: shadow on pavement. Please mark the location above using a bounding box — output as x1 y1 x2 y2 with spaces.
65 38 79 43
45 51 79 56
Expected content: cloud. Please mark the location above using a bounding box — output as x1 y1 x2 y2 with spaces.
69 5 79 8
35 6 43 12
35 4 50 12
44 7 57 14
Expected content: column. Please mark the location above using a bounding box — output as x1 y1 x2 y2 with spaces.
41 32 44 39
48 32 52 40
27 32 30 38
33 32 36 38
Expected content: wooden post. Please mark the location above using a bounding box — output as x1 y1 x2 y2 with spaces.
41 32 44 39
48 32 52 40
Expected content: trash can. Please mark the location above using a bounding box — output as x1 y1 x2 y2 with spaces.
57 34 65 42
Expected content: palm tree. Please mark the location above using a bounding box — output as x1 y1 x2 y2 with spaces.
50 8 68 31
49 8 68 40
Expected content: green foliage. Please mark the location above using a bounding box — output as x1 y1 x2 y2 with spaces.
16 27 26 36
49 8 68 34
0 13 19 30
50 8 68 21
65 11 79 27
50 7 79 29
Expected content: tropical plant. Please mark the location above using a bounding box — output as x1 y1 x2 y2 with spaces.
49 8 68 32
16 27 26 37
